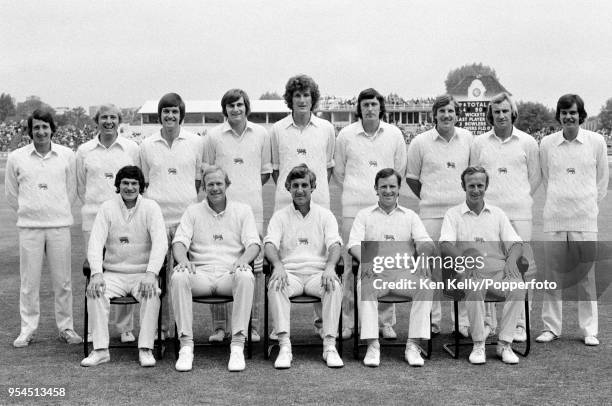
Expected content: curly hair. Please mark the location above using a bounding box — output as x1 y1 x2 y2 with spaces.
283 74 320 111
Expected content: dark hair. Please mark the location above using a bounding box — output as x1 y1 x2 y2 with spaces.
285 163 317 191
356 88 386 120
221 89 251 118
555 94 587 125
485 92 518 126
115 166 146 194
460 166 489 190
283 74 320 111
27 108 56 138
432 94 460 125
374 168 402 188
157 93 186 124
94 104 123 124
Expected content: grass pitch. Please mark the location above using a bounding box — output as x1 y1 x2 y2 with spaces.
0 175 611 405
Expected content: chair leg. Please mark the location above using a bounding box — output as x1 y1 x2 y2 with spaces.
83 293 89 357
425 311 432 359
512 298 531 357
156 300 163 359
524 298 531 356
174 323 179 359
338 304 343 357
442 300 461 358
353 277 359 360
247 314 253 359
264 277 269 360
453 300 460 358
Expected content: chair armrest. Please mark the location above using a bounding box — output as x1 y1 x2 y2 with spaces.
335 257 344 277
262 258 272 276
516 256 529 281
83 260 91 278
351 257 360 276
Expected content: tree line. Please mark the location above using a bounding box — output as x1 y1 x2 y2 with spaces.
2 63 611 133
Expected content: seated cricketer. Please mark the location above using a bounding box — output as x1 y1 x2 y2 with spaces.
440 166 525 365
171 165 260 373
265 164 344 369
82 166 167 367
348 168 434 367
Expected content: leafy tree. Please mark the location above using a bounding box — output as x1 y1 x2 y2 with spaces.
259 91 282 100
56 106 94 128
0 93 16 121
445 63 498 93
15 96 54 120
515 101 558 132
597 98 612 131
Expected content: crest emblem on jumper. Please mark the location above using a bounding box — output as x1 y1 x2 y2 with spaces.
119 237 129 244
168 168 177 175
233 158 244 164
446 162 456 169
213 234 224 241
498 167 507 174
104 172 114 179
566 168 576 174
298 238 309 245
297 148 307 156
38 183 48 190
384 235 395 241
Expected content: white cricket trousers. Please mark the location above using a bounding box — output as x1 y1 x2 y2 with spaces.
541 231 598 337
269 271 342 338
358 273 432 340
421 218 469 329
464 268 525 343
341 217 395 331
211 221 264 332
19 227 74 334
171 268 254 347
83 230 134 334
88 272 160 350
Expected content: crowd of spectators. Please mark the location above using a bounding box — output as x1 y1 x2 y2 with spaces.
1 115 610 153
0 121 98 152
0 121 24 152
319 95 436 111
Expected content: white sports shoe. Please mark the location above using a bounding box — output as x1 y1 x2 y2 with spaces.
584 336 599 346
322 346 344 368
496 343 519 364
535 331 559 343
250 329 261 343
405 342 424 367
363 344 380 367
228 347 246 372
208 328 227 343
139 349 156 367
274 346 292 369
121 331 136 343
381 325 397 340
469 342 486 365
13 331 35 348
175 346 194 372
457 325 470 338
81 349 110 367
514 326 527 343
